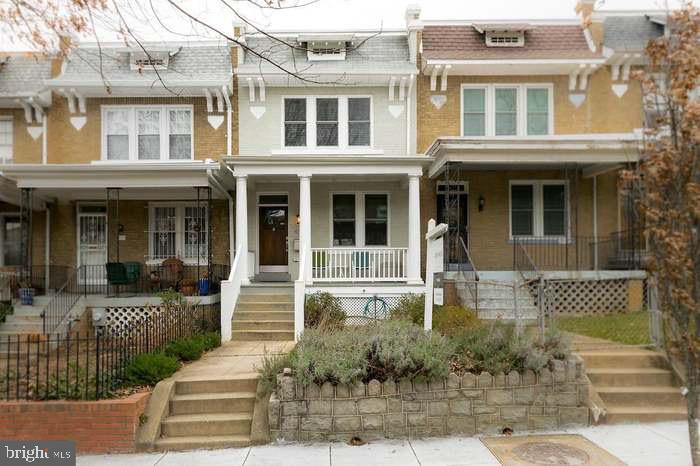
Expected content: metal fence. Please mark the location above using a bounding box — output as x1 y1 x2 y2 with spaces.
0 303 219 401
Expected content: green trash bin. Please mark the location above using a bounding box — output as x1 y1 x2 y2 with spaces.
124 262 141 290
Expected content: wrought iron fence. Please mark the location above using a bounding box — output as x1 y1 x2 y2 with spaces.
0 303 219 401
0 266 73 301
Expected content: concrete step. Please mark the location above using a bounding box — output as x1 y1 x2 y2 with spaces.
605 405 687 424
239 286 294 296
174 376 259 395
4 315 42 324
477 298 537 308
596 386 686 406
235 302 294 313
169 392 256 415
12 305 45 317
587 368 676 387
578 350 669 369
232 320 294 331
234 310 295 321
161 413 252 437
154 434 250 451
231 329 295 341
239 294 294 304
0 323 44 334
477 309 539 320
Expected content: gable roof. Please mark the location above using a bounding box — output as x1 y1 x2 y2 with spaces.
0 54 52 97
603 16 664 52
236 33 416 78
49 42 232 88
422 24 600 60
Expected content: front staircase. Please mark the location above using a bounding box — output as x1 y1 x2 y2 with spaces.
578 348 687 423
231 284 295 341
0 296 51 338
455 277 539 321
155 374 258 451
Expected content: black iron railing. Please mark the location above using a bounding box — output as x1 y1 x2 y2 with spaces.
1 303 219 400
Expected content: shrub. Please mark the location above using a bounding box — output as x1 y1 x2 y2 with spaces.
124 353 179 386
304 292 346 331
257 350 295 395
390 294 424 325
433 305 480 336
195 331 221 352
292 320 453 386
164 337 205 362
0 302 12 323
451 323 525 374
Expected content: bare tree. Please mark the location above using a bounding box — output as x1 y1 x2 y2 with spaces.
629 4 700 464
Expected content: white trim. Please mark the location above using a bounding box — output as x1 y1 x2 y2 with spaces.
427 58 605 66
281 95 373 150
0 117 13 164
329 191 391 248
255 192 290 274
460 83 553 137
101 104 194 162
508 180 570 241
76 201 108 269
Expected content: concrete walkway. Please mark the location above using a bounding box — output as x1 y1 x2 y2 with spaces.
78 421 692 466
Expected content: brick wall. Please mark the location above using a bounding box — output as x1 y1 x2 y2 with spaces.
0 108 43 164
270 358 589 442
0 392 150 454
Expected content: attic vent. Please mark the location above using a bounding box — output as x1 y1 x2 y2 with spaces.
305 41 347 61
130 51 170 70
486 31 525 47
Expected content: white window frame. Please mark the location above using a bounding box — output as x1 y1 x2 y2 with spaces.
509 180 569 241
147 201 208 265
0 117 13 164
281 96 374 151
460 84 554 137
101 105 194 162
329 191 391 248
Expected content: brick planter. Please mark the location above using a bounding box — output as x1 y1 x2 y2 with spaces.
0 392 150 454
269 359 589 442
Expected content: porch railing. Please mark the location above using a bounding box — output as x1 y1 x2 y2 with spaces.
42 268 82 334
311 247 408 282
457 237 479 311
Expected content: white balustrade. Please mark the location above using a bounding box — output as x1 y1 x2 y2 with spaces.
310 248 408 282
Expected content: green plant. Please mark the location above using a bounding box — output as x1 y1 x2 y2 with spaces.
433 305 480 336
390 293 424 325
123 353 179 386
304 292 346 331
35 364 100 400
164 337 205 362
257 350 295 396
451 323 525 374
194 331 221 352
0 302 12 323
158 289 184 309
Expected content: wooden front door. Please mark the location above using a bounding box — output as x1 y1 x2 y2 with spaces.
259 206 288 272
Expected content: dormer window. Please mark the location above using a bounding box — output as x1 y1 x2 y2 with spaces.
298 34 354 61
130 51 170 70
474 24 532 48
486 32 525 47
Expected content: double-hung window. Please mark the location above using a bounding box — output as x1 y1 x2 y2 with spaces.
102 106 193 161
461 84 552 137
332 193 389 247
283 96 372 149
0 118 13 164
149 203 208 263
510 181 568 239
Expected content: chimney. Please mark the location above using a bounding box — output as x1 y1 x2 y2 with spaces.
232 21 247 68
405 5 423 64
576 0 602 53
575 0 596 22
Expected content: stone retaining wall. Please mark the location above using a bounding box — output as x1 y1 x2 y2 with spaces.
269 359 590 442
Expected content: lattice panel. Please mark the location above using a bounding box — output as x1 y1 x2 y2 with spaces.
103 306 160 336
335 296 403 326
543 279 629 315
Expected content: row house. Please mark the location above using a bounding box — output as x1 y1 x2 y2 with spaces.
0 0 662 339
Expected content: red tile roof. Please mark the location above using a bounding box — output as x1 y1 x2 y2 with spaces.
422 25 601 60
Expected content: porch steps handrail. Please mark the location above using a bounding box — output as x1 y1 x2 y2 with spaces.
457 236 479 311
310 247 408 282
41 266 82 335
220 249 245 342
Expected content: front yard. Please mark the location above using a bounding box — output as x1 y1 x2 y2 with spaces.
554 311 651 346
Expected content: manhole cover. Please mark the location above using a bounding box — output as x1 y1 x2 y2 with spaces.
512 441 591 466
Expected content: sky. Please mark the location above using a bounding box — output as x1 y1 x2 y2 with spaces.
0 0 688 50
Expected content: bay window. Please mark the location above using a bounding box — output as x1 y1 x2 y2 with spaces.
332 193 388 247
149 203 208 263
510 181 568 239
461 84 552 137
283 96 372 149
102 105 193 161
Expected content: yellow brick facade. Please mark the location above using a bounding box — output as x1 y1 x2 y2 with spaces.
0 108 43 164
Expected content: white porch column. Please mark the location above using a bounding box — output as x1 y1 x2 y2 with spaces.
298 174 312 282
235 174 249 285
407 174 422 284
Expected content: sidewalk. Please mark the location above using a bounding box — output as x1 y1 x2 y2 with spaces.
78 421 691 466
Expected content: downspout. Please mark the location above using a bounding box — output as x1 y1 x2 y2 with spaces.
207 169 234 267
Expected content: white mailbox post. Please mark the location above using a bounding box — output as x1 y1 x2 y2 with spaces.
424 219 448 332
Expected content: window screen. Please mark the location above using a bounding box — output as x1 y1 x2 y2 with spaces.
348 98 371 146
316 98 338 146
332 194 355 246
462 88 486 136
364 194 388 246
527 88 549 135
511 185 534 236
284 99 307 147
495 88 517 136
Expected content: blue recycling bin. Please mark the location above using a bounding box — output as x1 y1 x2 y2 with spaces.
199 278 210 296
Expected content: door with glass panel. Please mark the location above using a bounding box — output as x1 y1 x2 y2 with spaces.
258 195 289 273
77 204 108 283
436 183 469 270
